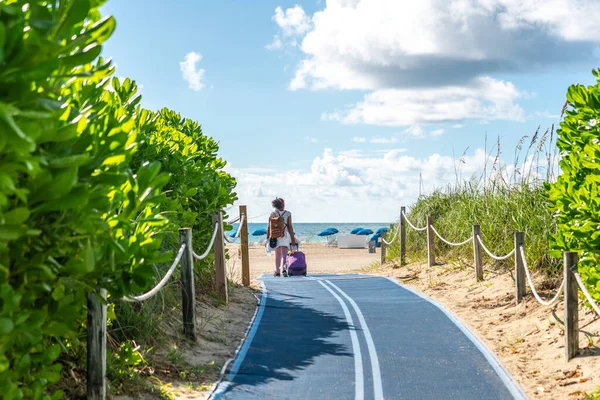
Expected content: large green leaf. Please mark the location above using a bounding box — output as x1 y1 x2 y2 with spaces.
59 43 102 70
35 187 89 212
0 318 14 335
53 0 91 40
0 102 35 148
3 208 30 225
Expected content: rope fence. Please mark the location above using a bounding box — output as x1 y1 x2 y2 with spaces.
224 215 245 243
574 272 600 317
476 235 515 261
381 222 401 245
193 222 220 260
519 245 565 307
122 244 187 302
402 211 427 232
392 205 600 361
430 225 472 247
88 206 254 400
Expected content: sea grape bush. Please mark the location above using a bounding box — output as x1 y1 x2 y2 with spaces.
0 1 168 398
0 1 236 398
132 108 238 286
546 68 600 303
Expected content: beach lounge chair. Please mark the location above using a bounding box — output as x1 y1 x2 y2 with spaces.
327 236 337 247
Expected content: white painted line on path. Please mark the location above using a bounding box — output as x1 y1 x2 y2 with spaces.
318 280 365 400
326 280 384 400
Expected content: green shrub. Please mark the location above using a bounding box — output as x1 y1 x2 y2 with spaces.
546 68 600 302
1 2 239 399
109 107 238 361
0 2 170 398
132 108 238 291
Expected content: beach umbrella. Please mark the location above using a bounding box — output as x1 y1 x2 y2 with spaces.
318 229 336 237
229 230 238 237
350 227 364 234
325 227 339 234
376 227 389 235
251 228 267 236
356 228 373 235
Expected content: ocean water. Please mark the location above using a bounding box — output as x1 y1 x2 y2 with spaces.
228 222 391 243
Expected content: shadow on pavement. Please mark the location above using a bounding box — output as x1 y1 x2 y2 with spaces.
219 291 353 395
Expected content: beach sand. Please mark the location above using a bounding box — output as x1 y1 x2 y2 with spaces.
225 241 381 280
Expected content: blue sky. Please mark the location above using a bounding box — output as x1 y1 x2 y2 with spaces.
101 0 599 222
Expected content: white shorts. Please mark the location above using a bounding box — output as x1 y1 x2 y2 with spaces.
276 230 291 248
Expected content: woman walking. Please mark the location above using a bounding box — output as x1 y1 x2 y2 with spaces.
267 197 296 277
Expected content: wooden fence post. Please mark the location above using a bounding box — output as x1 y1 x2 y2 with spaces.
427 215 435 267
240 205 250 287
380 234 387 264
179 228 197 341
564 251 579 361
400 206 406 266
87 289 107 400
514 232 526 304
472 225 483 281
212 212 228 303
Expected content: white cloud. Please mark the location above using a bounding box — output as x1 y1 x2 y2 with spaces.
266 36 282 50
273 6 312 37
370 136 399 144
230 146 527 222
306 136 320 143
271 1 599 126
322 77 524 126
286 0 600 91
267 6 312 51
431 128 446 137
180 52 206 91
452 124 465 128
402 125 425 137
353 136 400 143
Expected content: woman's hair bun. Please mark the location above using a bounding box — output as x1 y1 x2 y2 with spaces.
272 197 284 210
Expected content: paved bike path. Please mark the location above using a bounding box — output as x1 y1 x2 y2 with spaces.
211 274 526 400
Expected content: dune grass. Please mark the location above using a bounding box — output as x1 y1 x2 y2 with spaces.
387 126 562 279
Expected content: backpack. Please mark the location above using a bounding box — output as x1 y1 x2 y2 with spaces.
269 211 287 239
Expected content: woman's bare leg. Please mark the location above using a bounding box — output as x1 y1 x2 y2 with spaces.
274 247 282 274
275 247 285 274
274 246 289 274
280 246 289 273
